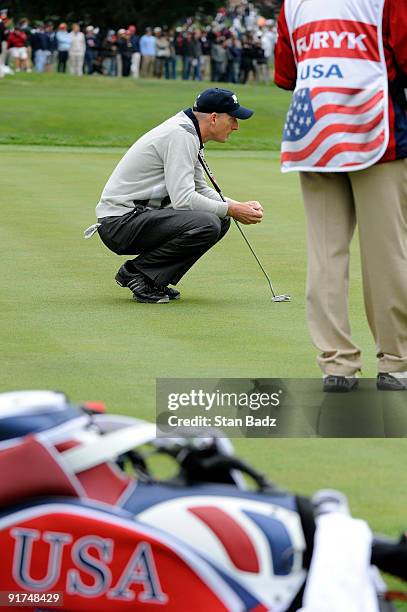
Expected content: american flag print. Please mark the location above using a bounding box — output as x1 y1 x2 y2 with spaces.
281 86 386 171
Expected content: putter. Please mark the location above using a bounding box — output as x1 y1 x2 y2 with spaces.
198 153 291 303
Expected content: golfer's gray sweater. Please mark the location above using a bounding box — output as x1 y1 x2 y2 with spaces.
96 111 229 219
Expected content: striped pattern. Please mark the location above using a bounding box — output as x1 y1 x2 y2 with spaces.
281 87 385 169
127 277 148 292
188 505 260 573
127 275 169 303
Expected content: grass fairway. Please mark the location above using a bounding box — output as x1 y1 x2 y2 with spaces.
0 72 289 149
1 75 406 601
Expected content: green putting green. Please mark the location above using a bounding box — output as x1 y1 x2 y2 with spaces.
1 146 377 397
1 76 406 602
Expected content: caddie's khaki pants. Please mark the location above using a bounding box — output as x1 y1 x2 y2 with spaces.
300 158 407 376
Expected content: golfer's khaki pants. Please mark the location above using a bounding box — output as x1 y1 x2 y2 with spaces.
300 158 407 375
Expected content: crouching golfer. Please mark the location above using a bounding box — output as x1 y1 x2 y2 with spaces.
91 88 263 303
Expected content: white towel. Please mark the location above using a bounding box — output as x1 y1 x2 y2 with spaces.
83 223 101 239
300 512 379 612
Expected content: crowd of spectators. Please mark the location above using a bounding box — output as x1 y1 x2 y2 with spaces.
0 3 278 83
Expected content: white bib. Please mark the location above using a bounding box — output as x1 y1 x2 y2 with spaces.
281 0 388 172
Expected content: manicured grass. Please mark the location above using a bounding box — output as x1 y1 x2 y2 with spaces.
1 146 378 400
0 72 289 149
1 74 406 604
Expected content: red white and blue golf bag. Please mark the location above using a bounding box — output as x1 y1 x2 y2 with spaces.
0 391 405 611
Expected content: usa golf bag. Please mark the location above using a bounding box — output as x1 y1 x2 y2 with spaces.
0 391 405 611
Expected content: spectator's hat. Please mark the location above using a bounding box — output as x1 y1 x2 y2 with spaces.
0 8 8 16
193 88 254 120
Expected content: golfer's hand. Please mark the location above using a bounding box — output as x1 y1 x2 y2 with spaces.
227 201 263 225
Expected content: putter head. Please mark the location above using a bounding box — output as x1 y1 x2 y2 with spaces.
272 294 291 303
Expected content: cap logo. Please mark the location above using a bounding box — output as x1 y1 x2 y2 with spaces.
232 94 238 104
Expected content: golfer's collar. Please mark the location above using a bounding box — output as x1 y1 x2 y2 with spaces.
183 107 204 150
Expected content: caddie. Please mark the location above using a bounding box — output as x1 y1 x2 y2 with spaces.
85 88 263 304
275 0 407 391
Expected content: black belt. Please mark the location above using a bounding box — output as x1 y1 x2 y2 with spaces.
98 197 171 223
98 201 150 222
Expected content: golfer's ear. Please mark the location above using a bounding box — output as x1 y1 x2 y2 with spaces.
209 112 218 125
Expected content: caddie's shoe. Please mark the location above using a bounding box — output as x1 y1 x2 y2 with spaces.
377 372 407 391
115 263 169 304
323 375 359 393
156 284 181 300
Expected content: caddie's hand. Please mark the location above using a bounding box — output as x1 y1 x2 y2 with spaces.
227 201 263 225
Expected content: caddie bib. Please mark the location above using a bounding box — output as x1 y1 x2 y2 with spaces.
281 0 388 172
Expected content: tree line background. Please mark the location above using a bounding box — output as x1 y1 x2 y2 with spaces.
6 1 226 28
5 0 283 29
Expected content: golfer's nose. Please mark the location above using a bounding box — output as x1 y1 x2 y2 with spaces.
232 119 239 131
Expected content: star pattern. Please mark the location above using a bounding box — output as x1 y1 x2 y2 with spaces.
283 88 316 142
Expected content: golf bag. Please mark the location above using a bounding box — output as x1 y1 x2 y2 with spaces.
0 391 404 611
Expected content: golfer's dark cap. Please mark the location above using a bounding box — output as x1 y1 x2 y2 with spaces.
193 88 254 120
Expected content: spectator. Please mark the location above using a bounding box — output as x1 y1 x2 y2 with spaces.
215 6 227 25
117 29 133 77
211 37 227 82
191 30 203 81
101 30 117 77
173 28 184 78
244 3 259 31
55 22 71 73
182 31 193 80
154 28 170 78
262 24 277 77
253 39 268 83
30 22 50 73
232 10 243 35
128 25 140 78
226 37 241 83
18 18 32 71
167 29 177 79
200 29 211 80
7 25 28 72
115 29 125 76
44 23 56 72
139 26 155 77
84 25 97 74
240 35 255 83
69 23 85 75
183 30 202 81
